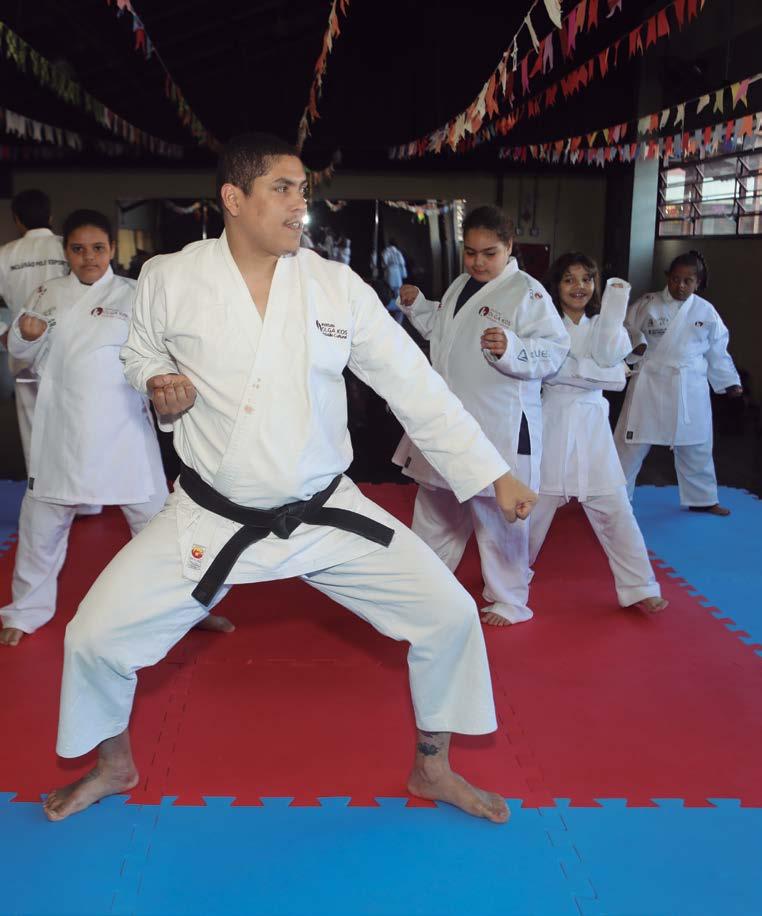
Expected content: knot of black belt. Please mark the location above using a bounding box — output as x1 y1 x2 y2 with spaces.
178 463 395 606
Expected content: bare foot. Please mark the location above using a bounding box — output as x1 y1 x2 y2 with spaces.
633 597 669 614
44 764 139 822
408 766 509 824
689 504 731 516
194 614 235 633
0 627 25 646
480 603 533 627
481 611 511 627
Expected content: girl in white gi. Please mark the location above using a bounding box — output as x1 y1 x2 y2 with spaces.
614 251 743 515
43 135 538 826
0 210 230 646
394 207 569 626
529 253 667 614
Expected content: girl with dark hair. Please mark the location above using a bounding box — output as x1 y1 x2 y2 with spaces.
394 205 569 626
530 253 666 614
0 210 231 645
614 250 742 516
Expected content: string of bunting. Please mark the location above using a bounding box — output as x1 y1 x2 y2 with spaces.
384 200 453 216
104 0 220 150
496 72 762 164
498 109 762 167
0 104 183 159
297 0 351 151
0 20 186 158
390 0 709 159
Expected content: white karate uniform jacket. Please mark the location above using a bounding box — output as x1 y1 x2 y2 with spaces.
8 267 164 505
540 280 632 501
382 245 406 290
618 288 740 446
121 233 509 586
0 227 68 378
393 258 570 493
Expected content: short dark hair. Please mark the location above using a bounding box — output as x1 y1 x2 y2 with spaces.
62 209 114 246
216 132 300 206
462 206 515 244
11 189 51 230
667 249 708 291
545 252 602 318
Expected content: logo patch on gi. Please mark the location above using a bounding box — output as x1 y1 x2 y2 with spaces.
315 319 348 340
517 348 528 362
188 544 206 570
477 306 512 328
626 431 634 440
91 306 129 321
695 320 704 327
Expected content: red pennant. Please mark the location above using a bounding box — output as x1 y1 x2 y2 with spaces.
529 52 543 79
598 46 610 77
674 0 686 27
628 26 643 58
570 136 582 151
725 119 735 142
604 147 612 161
664 136 674 157
645 16 657 48
521 56 529 94
739 114 753 137
545 83 558 107
688 0 698 20
703 126 712 144
485 75 499 118
612 37 622 66
657 9 670 37
587 0 599 30
649 114 659 131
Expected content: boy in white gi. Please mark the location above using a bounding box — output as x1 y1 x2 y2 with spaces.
614 251 743 515
0 190 68 467
394 207 569 626
529 253 667 613
0 210 180 646
43 135 537 825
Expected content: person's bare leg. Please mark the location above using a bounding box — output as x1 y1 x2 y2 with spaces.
407 730 509 824
0 627 25 646
44 729 138 822
193 614 235 633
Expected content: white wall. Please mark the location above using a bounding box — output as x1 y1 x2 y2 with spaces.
7 166 607 275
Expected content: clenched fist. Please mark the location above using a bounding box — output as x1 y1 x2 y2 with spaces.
481 327 508 357
147 373 196 416
398 284 420 307
493 471 537 523
18 313 48 341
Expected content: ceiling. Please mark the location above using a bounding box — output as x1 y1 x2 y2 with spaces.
1 0 760 172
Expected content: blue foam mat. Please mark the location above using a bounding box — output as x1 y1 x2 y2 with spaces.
634 485 762 647
0 479 24 551
2 796 762 915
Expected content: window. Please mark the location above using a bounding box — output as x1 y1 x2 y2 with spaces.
658 151 762 237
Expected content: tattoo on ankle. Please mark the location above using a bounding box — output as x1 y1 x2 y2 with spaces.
417 742 440 756
419 730 441 738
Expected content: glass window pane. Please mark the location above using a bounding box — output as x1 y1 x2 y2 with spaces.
658 219 693 237
694 217 736 235
739 214 762 234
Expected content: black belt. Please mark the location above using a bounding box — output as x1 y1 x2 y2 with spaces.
179 464 395 606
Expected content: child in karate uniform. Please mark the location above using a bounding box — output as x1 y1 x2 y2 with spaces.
529 253 667 613
0 209 230 645
614 251 742 515
393 206 569 625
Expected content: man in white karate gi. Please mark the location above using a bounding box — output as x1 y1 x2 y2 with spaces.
0 190 68 467
44 134 536 825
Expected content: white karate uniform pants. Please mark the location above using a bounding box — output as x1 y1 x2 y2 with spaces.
1 486 168 636
56 494 497 758
411 455 532 624
614 422 718 507
528 487 661 606
14 379 37 469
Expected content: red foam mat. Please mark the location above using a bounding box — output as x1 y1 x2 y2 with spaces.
0 484 760 806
